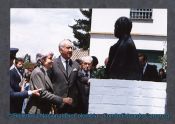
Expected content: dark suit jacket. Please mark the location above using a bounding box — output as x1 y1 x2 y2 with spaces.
25 66 63 114
50 56 80 113
106 35 141 80
77 71 94 114
78 70 95 96
10 67 24 113
10 67 21 92
142 64 159 82
10 87 28 113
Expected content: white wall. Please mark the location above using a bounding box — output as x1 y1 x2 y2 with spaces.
132 9 167 36
90 34 116 66
88 79 167 114
91 9 167 36
91 9 130 33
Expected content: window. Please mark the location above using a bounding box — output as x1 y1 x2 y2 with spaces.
130 9 153 21
138 50 163 63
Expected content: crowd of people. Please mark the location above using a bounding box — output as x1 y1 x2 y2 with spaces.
10 17 166 114
10 40 95 114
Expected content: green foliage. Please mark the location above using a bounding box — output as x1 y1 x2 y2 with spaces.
80 9 92 19
24 54 31 63
69 9 92 50
160 52 167 71
92 66 108 79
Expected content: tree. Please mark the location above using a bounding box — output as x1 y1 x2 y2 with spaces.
69 9 92 50
160 41 167 71
160 52 167 71
24 54 31 63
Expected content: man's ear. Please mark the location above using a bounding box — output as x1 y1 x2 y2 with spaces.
59 48 63 54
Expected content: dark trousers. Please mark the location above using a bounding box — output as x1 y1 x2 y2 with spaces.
56 104 77 114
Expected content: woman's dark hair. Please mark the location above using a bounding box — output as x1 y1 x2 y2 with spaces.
158 68 166 79
91 56 99 67
24 70 32 82
159 68 165 73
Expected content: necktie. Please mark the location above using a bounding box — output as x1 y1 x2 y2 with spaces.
85 72 89 77
65 60 69 77
140 66 144 78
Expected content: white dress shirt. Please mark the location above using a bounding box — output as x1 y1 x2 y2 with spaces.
82 70 90 78
143 63 148 74
60 56 69 70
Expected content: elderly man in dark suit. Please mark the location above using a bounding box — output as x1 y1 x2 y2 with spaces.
78 56 94 114
138 53 159 82
50 39 81 114
106 17 141 80
25 53 72 114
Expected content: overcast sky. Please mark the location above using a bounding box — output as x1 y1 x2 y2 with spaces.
10 8 86 62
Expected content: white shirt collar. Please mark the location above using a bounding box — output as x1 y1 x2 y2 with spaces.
42 65 48 72
60 56 66 63
10 64 15 70
60 56 70 70
60 56 70 63
82 70 90 77
143 62 148 74
14 65 23 81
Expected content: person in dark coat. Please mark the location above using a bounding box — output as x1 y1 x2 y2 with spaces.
158 68 166 82
106 17 141 80
10 56 26 113
25 53 72 114
10 86 41 113
10 48 19 70
78 56 94 114
10 58 25 92
138 53 159 82
10 48 41 113
91 56 99 72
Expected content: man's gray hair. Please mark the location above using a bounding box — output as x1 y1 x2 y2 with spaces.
58 39 73 50
81 56 93 63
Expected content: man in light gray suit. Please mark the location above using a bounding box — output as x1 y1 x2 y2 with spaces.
50 39 82 114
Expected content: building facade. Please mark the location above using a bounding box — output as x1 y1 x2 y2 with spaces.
89 9 167 69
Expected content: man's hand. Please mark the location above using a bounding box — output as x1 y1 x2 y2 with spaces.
63 97 73 105
19 78 27 92
28 89 42 96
